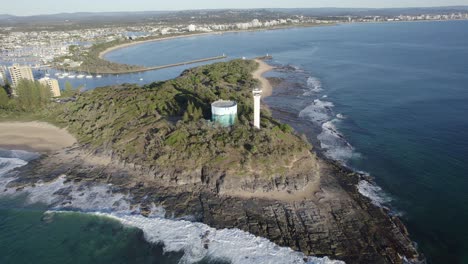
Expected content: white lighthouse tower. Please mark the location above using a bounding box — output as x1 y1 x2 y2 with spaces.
253 87 262 129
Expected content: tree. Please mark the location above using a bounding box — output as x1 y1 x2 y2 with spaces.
15 79 52 111
0 87 9 109
61 81 80 98
183 101 204 122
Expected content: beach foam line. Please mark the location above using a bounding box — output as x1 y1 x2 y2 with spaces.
298 99 335 124
317 119 357 162
357 180 392 207
70 212 345 264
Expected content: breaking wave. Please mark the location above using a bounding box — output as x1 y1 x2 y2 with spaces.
0 157 27 176
298 98 358 162
357 180 392 207
0 151 344 264
317 120 357 162
293 74 391 207
85 213 344 264
298 99 334 124
304 77 323 95
0 149 40 178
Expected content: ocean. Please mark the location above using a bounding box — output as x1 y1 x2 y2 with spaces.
1 20 468 263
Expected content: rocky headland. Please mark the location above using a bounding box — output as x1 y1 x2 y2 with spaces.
1 60 421 263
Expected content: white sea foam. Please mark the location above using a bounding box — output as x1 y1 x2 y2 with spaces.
317 120 357 162
357 180 392 207
1 153 345 264
289 65 303 72
0 148 40 162
298 99 335 124
89 212 344 264
336 113 345 119
0 157 27 176
298 99 357 162
303 77 323 95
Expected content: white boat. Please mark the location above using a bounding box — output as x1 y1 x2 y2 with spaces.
54 73 60 76
58 75 65 79
62 72 69 77
45 73 50 77
68 75 76 79
85 75 93 79
77 74 85 79
96 75 102 78
139 78 144 81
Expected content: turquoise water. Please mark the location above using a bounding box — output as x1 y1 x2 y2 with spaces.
0 205 183 264
2 21 468 263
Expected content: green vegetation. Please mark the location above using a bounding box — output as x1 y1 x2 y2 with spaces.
0 80 64 123
0 80 52 111
63 39 146 74
1 60 312 176
0 87 9 107
61 81 82 98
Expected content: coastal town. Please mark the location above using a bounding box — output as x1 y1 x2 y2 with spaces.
0 8 467 94
1 9 468 70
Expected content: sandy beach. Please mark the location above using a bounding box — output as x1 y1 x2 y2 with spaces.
252 59 275 97
0 122 76 153
98 25 318 59
98 32 222 59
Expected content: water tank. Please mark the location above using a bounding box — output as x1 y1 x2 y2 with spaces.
211 100 237 127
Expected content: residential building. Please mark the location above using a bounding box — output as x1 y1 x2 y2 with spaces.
39 77 61 97
8 64 34 87
0 66 7 86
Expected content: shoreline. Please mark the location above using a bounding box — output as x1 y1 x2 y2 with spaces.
252 59 275 97
0 121 76 153
98 24 332 60
98 32 223 59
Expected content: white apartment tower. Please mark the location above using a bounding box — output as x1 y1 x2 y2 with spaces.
0 65 7 85
39 77 61 97
8 64 34 87
253 87 262 129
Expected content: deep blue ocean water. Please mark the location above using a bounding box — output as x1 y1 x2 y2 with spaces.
1 21 468 263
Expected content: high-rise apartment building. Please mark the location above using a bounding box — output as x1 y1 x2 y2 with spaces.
0 65 7 86
39 77 61 97
8 64 34 87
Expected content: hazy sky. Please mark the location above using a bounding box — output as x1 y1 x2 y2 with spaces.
4 0 468 16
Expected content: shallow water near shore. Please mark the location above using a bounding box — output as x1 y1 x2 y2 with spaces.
3 20 468 263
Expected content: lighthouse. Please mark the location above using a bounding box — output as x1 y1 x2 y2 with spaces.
253 87 262 129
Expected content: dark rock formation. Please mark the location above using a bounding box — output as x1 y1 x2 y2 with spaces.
6 147 421 264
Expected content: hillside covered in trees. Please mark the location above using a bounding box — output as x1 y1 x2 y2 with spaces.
55 60 312 176
1 60 313 179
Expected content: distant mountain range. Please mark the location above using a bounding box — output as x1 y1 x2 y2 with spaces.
1 6 467 27
0 11 171 25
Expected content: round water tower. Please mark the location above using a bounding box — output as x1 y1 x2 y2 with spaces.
211 100 237 127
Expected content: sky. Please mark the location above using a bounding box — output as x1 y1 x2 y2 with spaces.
3 0 468 16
